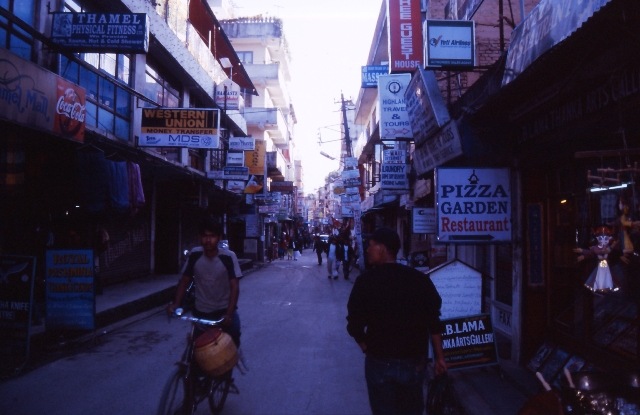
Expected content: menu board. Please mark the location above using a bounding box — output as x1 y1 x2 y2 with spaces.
426 259 482 319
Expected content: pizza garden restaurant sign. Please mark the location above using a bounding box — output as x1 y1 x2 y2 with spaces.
435 167 511 242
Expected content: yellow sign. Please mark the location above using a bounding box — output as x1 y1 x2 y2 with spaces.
245 140 265 175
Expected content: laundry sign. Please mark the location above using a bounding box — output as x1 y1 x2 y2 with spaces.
380 163 410 190
435 167 511 242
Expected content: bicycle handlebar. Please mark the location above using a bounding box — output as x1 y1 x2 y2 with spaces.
170 308 225 326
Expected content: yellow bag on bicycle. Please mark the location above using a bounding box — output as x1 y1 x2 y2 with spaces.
194 328 238 377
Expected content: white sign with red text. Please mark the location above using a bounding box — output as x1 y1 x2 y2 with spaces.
435 168 511 243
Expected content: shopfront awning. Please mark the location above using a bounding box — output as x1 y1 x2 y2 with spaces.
189 0 258 95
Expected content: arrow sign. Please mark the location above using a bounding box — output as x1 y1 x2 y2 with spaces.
384 128 411 136
448 235 495 241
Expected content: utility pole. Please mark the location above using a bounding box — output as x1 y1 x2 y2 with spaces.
340 93 352 158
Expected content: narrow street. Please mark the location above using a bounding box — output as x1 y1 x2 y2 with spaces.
0 250 370 415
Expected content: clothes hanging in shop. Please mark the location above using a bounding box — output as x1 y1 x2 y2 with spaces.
105 159 129 213
127 161 145 214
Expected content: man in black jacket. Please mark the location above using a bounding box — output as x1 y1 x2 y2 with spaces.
346 227 447 415
312 236 326 265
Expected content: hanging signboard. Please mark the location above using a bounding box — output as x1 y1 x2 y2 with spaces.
424 20 476 68
446 0 486 20
0 255 36 374
380 163 410 190
341 169 361 180
270 181 295 193
0 48 86 142
139 108 220 149
405 66 450 147
435 167 512 242
246 140 266 175
51 12 149 54
344 157 358 168
378 74 413 140
214 80 241 110
414 121 463 175
361 65 389 87
229 136 255 151
383 149 407 164
227 180 245 193
223 166 249 180
226 150 244 166
387 0 423 73
441 314 498 370
45 250 95 330
412 207 436 233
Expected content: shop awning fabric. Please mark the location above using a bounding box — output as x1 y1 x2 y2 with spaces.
189 0 258 95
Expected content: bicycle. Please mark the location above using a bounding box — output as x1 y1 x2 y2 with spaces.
158 309 242 415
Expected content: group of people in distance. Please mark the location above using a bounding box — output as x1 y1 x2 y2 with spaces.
312 234 356 280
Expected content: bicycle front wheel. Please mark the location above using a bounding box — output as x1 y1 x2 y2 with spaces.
158 367 193 415
208 372 232 415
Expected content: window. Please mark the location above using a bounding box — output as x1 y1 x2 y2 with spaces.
0 0 35 60
236 51 253 65
60 52 132 140
144 64 180 108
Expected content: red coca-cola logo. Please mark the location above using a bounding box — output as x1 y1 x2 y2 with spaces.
55 87 85 138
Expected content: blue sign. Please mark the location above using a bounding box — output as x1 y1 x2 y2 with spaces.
361 65 389 88
51 12 149 54
223 166 249 180
46 250 95 331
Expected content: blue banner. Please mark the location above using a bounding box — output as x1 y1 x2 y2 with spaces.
51 12 149 54
46 250 95 331
361 65 388 88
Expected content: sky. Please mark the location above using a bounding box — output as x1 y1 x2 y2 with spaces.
231 0 382 193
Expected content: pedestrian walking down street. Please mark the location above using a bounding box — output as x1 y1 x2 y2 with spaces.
326 237 339 279
341 237 355 280
346 226 447 415
287 237 296 260
313 236 326 265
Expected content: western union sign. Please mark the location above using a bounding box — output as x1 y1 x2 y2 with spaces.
139 108 220 149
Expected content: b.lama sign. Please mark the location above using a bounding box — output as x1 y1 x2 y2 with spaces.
435 168 512 242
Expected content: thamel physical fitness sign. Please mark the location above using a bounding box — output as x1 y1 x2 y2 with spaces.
441 314 498 370
139 108 220 149
435 167 511 242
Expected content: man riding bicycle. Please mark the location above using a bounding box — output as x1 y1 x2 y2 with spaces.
167 218 242 347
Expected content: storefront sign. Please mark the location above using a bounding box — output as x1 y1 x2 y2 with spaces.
435 167 511 242
270 181 295 193
503 0 611 86
341 169 361 180
427 259 482 319
0 255 35 369
223 166 248 180
441 314 498 370
229 136 255 151
344 157 358 168
383 149 407 163
378 74 413 140
341 204 355 218
245 214 260 237
246 140 265 175
45 250 95 330
381 163 409 190
227 180 245 193
51 12 149 53
405 66 451 147
361 65 389 88
226 150 244 166
414 121 463 175
139 108 220 149
214 80 241 110
387 0 423 73
0 48 86 142
424 20 475 68
412 207 436 233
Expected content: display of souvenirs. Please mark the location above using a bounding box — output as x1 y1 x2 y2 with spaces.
539 348 570 385
573 226 621 291
527 341 556 372
592 318 631 347
609 325 638 358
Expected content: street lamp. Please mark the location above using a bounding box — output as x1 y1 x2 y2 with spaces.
320 151 336 161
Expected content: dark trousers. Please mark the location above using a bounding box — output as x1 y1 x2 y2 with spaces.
365 355 426 415
316 251 323 264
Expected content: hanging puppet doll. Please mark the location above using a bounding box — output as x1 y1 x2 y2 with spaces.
573 226 622 292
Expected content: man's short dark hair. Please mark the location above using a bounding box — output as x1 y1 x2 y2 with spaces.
199 217 223 236
370 227 401 256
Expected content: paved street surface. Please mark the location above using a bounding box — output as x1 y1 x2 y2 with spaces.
0 250 371 415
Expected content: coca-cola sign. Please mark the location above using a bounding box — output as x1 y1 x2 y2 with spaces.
54 78 85 141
